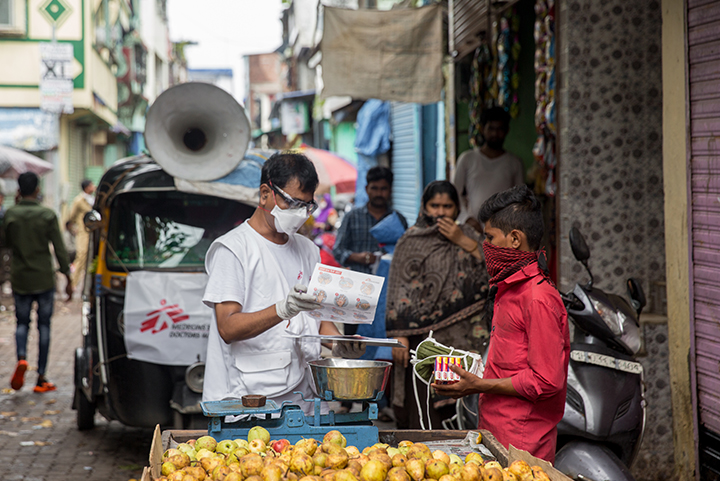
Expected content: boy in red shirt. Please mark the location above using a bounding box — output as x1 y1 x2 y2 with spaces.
432 185 570 463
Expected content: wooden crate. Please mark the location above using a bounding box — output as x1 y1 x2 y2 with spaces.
142 426 570 481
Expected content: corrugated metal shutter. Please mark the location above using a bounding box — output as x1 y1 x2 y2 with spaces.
688 0 720 467
390 102 422 223
68 124 85 203
453 0 489 61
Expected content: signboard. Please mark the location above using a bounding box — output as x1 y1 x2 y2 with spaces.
0 108 59 151
281 100 309 135
39 42 74 114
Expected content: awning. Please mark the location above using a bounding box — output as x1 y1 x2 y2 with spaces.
0 145 54 179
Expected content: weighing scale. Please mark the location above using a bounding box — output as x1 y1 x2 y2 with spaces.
201 390 384 449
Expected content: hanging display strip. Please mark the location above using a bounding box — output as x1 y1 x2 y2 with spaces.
532 0 557 196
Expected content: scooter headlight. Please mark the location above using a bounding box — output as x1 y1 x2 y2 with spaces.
591 298 623 336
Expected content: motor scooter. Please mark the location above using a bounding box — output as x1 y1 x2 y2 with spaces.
448 227 646 481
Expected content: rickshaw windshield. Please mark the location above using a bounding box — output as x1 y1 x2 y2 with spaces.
106 191 254 271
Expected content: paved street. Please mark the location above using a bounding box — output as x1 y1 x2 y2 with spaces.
0 295 152 481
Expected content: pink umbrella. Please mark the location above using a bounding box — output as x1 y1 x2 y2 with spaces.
0 145 54 179
299 144 357 194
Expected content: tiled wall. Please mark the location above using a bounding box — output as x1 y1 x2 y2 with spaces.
557 1 671 479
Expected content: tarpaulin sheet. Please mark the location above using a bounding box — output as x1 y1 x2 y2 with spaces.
321 4 443 104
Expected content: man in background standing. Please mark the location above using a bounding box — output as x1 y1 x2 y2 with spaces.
68 179 95 291
334 166 408 276
453 107 525 225
5 172 72 392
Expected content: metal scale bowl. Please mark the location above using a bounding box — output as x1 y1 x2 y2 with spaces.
201 359 391 449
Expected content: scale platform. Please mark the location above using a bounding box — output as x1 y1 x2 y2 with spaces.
201 391 383 449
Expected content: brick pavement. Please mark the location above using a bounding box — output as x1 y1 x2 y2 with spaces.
0 296 153 481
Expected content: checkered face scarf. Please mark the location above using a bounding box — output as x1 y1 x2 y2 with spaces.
482 241 539 286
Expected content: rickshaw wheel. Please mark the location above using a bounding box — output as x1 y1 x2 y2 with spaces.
76 387 96 430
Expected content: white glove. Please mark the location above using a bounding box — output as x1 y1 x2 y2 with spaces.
332 341 366 359
276 284 321 320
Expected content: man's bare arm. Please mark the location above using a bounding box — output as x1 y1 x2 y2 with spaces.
214 301 285 343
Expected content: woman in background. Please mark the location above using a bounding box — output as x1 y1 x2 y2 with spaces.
386 180 488 429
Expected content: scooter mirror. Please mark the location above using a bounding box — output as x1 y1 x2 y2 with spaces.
83 210 103 231
569 227 590 262
627 278 647 315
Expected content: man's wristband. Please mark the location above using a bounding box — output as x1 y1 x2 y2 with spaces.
364 252 371 264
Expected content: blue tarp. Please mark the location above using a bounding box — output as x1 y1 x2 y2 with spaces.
354 100 391 157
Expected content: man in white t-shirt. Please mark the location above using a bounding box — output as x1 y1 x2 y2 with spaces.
202 152 363 412
453 107 525 225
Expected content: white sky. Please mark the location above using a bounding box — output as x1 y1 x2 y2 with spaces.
167 0 285 104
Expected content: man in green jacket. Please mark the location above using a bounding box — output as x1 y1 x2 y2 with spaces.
4 172 72 392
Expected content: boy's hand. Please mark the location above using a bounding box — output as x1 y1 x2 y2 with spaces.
431 363 481 399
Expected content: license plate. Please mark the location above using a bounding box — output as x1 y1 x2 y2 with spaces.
570 350 643 374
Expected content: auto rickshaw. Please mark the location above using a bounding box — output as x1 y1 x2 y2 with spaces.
73 83 268 429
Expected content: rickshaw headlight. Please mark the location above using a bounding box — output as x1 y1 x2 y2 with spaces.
185 362 205 393
110 275 126 290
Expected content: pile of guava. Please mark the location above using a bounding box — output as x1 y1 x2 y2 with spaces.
155 426 549 481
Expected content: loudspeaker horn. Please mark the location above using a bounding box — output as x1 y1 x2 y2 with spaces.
144 82 250 182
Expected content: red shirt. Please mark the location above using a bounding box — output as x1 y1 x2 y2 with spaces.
478 262 570 463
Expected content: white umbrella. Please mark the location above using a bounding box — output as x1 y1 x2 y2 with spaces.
0 145 54 179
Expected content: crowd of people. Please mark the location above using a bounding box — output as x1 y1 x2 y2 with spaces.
2 104 570 463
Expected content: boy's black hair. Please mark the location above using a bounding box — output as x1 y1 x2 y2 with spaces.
422 180 460 212
480 106 511 130
478 184 544 251
366 166 393 186
260 152 319 194
18 172 39 197
81 179 93 191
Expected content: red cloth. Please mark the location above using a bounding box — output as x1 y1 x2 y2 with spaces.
319 233 341 267
477 262 570 463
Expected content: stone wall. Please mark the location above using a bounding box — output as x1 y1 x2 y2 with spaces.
557 1 671 480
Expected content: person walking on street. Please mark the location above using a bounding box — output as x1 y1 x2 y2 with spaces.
4 172 72 392
67 179 95 291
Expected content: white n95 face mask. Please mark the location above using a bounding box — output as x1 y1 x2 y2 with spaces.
272 205 309 235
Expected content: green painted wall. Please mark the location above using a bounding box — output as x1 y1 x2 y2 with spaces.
330 121 358 166
503 0 538 173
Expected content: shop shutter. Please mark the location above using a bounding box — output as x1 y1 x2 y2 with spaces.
687 0 720 468
390 102 422 224
67 124 85 204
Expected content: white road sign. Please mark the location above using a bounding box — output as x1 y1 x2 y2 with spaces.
39 42 74 114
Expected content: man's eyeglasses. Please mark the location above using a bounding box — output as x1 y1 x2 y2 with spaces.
270 182 319 216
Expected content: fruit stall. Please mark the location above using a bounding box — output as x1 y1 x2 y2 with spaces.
141 426 571 481
140 360 572 481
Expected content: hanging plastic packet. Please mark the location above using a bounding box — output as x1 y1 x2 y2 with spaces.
409 332 484 430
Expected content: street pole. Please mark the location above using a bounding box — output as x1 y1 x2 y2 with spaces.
446 0 456 181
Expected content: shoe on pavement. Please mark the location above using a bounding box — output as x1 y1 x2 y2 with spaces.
10 360 28 390
33 381 56 393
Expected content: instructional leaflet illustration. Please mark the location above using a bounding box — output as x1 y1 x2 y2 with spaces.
306 263 384 324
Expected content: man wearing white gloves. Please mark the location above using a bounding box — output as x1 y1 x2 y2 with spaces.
202 152 364 412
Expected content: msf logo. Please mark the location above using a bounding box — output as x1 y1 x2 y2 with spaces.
140 299 189 334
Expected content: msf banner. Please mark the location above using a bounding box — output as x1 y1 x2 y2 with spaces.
124 271 212 366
